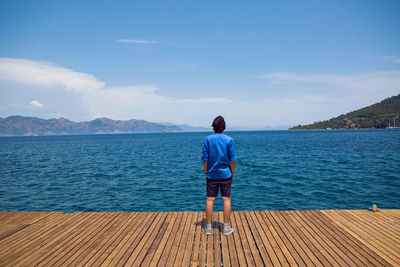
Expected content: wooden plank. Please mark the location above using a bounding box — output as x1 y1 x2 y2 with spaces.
285 210 335 267
0 212 67 256
323 210 397 266
292 210 346 266
110 212 159 266
61 212 131 266
219 211 231 267
0 212 21 225
300 210 362 266
212 211 221 267
270 211 316 266
82 212 141 266
383 210 400 220
278 211 325 266
306 210 376 266
0 224 31 241
378 210 400 222
71 212 137 266
145 212 178 266
233 211 256 266
182 211 198 266
291 210 351 267
0 210 399 266
0 212 85 265
206 211 214 267
0 222 22 233
317 210 389 266
226 212 239 267
119 212 166 266
261 211 295 266
351 210 400 239
198 213 207 267
265 210 306 266
243 211 271 266
165 211 190 267
255 210 292 266
343 210 400 245
0 212 41 227
175 211 195 266
13 212 55 225
125 212 169 266
37 212 114 266
38 212 119 266
0 212 30 229
99 212 155 266
300 211 359 264
359 210 400 233
157 212 184 267
375 211 400 229
336 210 400 255
0 212 44 227
246 211 277 266
229 211 246 266
190 212 203 267
327 210 400 265
9 212 99 266
0 213 25 230
238 211 263 266
13 212 98 266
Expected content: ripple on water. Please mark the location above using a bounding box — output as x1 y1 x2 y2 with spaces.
0 130 400 211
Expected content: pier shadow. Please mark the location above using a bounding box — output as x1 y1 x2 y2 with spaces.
194 219 224 230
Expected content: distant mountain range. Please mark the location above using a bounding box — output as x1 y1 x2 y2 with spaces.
156 122 209 132
291 94 400 130
9 94 397 136
0 116 209 136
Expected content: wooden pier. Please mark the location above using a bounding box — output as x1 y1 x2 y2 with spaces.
0 209 399 266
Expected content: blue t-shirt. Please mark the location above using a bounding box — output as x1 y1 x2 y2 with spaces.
202 133 237 179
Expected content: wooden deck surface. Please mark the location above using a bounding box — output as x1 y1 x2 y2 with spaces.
0 209 399 266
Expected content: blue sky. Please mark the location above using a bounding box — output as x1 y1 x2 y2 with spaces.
0 0 399 128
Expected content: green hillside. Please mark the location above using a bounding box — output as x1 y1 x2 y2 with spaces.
291 94 400 130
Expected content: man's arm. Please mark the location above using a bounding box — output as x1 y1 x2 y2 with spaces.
230 161 236 179
202 161 208 177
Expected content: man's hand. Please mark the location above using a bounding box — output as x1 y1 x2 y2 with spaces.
230 161 236 179
202 161 208 177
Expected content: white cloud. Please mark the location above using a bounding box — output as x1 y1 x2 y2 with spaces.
0 58 233 125
257 71 400 95
253 71 400 126
117 39 157 44
80 85 233 125
380 55 400 64
2 57 399 128
183 63 197 68
173 97 232 104
30 100 43 108
0 58 105 93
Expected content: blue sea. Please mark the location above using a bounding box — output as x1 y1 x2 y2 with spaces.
1 129 399 212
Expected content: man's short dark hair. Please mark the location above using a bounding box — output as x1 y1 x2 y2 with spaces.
212 116 226 133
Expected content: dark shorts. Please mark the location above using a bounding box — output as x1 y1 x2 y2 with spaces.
206 177 232 197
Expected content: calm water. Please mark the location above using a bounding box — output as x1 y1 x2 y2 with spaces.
0 130 399 212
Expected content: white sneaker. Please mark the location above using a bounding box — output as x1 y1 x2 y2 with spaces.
202 226 212 235
222 226 234 236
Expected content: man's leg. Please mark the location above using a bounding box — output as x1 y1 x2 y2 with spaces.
222 196 231 223
221 178 233 235
205 196 215 225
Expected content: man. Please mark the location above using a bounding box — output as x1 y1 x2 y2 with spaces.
202 116 237 235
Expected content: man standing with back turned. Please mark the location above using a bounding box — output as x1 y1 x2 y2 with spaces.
202 116 237 235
